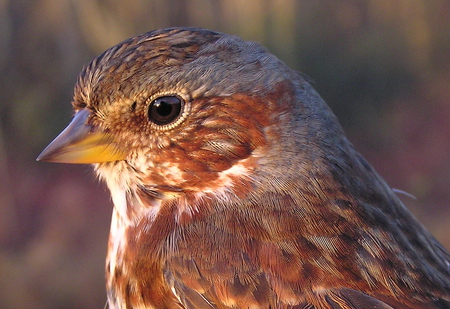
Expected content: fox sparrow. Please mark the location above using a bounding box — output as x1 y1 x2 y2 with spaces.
37 27 450 308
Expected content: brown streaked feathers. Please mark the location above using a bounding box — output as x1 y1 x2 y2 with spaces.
38 27 450 308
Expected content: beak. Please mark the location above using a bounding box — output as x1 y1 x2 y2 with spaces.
36 108 127 164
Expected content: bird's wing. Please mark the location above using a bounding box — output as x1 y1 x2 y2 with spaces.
164 259 216 308
167 264 447 309
166 257 378 308
162 192 450 308
164 233 450 309
313 288 395 309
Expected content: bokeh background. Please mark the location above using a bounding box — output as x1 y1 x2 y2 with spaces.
1 1 450 308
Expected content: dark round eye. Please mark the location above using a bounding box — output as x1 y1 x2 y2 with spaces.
148 96 183 125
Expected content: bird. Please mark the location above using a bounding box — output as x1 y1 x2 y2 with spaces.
37 27 450 308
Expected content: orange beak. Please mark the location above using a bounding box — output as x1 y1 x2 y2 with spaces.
36 108 127 164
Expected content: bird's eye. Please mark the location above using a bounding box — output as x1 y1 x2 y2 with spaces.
148 96 183 126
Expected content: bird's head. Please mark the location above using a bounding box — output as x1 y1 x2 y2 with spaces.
37 27 341 220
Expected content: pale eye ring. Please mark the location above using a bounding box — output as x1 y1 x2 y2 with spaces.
146 94 189 130
148 95 183 125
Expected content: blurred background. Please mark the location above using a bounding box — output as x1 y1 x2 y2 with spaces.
1 0 450 308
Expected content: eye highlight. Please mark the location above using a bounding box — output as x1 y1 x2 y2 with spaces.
148 95 183 126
